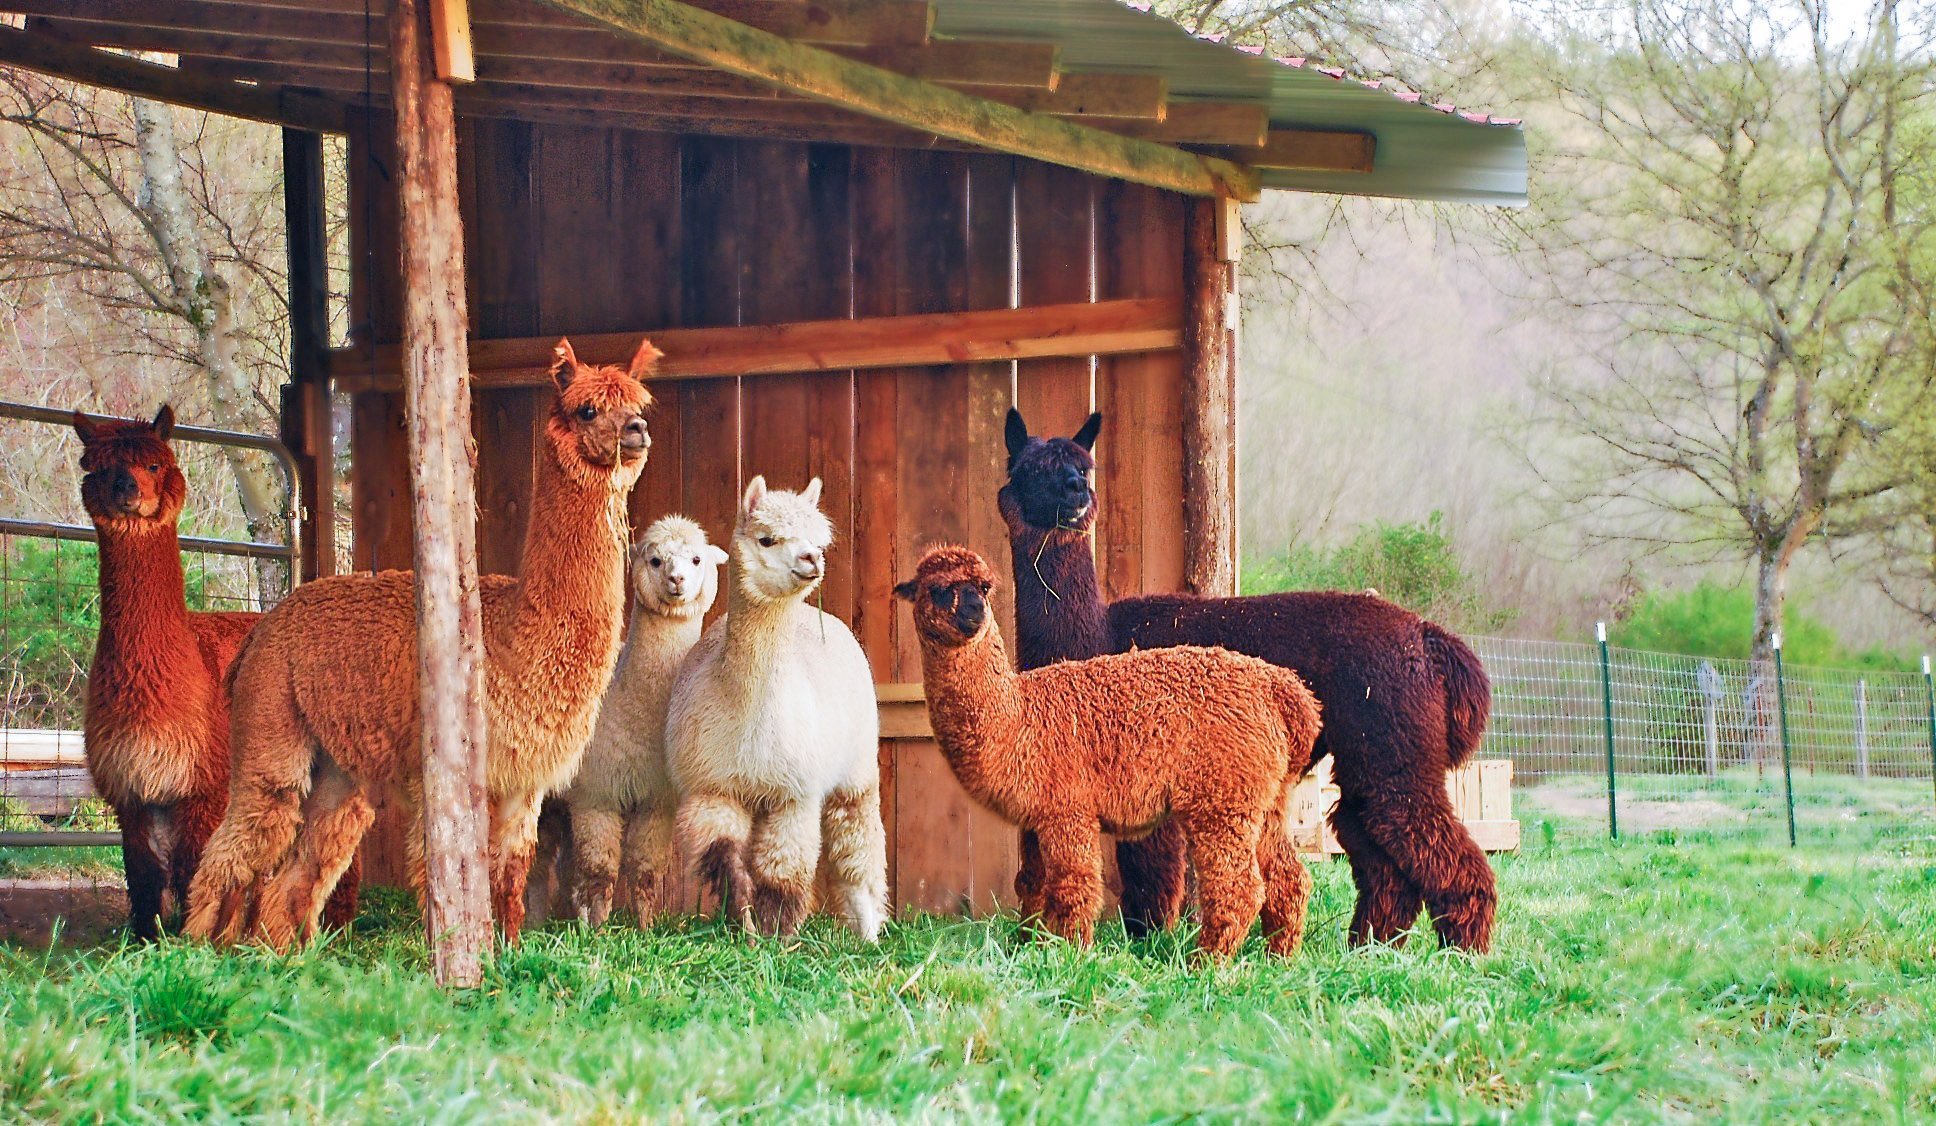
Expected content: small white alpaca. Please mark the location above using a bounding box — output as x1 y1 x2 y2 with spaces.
666 476 888 940
563 515 727 927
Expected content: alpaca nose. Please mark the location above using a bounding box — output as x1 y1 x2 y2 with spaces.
796 550 822 577
111 469 139 507
620 416 649 451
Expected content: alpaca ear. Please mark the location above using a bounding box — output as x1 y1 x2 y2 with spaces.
151 404 175 441
892 579 920 602
706 544 729 566
742 475 767 515
550 338 579 392
1004 408 1029 465
72 409 100 444
628 337 664 380
1072 411 1101 451
800 477 823 507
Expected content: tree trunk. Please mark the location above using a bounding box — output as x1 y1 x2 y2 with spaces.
390 0 491 990
131 97 290 601
1182 195 1240 597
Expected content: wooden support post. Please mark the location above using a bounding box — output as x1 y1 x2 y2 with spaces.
391 0 491 988
1181 195 1239 597
280 127 334 583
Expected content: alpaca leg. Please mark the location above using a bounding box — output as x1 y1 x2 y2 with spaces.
1031 819 1105 947
748 800 821 937
321 850 362 933
1360 783 1497 952
1257 802 1311 958
1015 829 1046 923
1331 796 1424 946
169 790 226 928
678 792 754 925
1116 820 1189 938
183 665 313 945
116 804 167 942
1186 816 1266 960
570 807 624 927
821 783 888 942
488 790 545 944
525 799 570 929
254 768 374 951
619 807 673 927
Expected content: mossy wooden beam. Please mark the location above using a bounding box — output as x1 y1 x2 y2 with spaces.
537 0 1260 200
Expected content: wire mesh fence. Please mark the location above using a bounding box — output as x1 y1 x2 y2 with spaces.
0 402 296 889
1476 634 1936 844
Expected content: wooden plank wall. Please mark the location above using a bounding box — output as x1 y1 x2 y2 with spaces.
346 115 1188 911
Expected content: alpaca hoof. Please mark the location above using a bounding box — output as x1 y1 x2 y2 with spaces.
751 884 809 937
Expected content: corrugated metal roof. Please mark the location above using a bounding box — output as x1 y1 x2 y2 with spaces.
932 0 1527 207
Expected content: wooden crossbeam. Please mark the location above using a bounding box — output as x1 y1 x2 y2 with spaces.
455 97 940 147
326 297 1183 390
20 22 380 70
0 25 343 131
1242 129 1376 173
3 0 378 42
535 0 1258 199
493 0 937 47
956 74 1165 121
1105 102 1269 148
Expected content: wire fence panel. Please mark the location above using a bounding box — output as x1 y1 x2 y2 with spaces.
1473 636 1936 844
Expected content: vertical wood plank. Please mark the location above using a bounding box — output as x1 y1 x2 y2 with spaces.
468 117 541 577
1014 160 1096 439
850 147 901 681
678 136 745 571
1097 182 1186 600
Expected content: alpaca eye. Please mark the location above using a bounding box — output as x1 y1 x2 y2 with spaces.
576 405 597 422
147 464 161 473
978 583 991 595
691 556 700 566
758 536 777 548
648 557 661 568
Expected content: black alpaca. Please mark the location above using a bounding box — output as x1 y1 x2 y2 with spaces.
998 408 1497 950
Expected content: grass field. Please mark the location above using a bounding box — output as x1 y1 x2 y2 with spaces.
3 817 1934 1123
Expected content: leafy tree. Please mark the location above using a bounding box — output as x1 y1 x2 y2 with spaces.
1503 0 1936 749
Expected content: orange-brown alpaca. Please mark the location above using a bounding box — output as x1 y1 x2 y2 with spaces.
895 546 1322 959
183 339 656 951
73 406 356 939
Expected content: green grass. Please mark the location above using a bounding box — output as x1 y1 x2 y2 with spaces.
4 823 1935 1123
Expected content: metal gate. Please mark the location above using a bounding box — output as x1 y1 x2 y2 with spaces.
0 400 300 859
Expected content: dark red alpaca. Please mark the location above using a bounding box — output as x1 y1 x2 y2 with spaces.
74 407 356 939
999 408 1497 951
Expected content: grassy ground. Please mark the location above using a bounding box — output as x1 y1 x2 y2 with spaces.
2 819 1933 1123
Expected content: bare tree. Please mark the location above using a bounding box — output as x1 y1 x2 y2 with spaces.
1505 0 1936 747
0 71 291 551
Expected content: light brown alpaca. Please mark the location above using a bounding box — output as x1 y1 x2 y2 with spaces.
183 338 656 950
895 546 1321 959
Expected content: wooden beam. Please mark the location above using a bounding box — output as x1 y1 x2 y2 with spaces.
453 93 939 148
279 127 336 582
4 0 378 42
389 0 491 989
1104 102 1269 148
536 0 1257 199
1181 197 1238 598
1240 129 1376 173
429 0 476 83
25 22 380 71
327 297 1184 390
958 73 1165 121
491 0 936 47
0 25 344 130
833 41 1058 89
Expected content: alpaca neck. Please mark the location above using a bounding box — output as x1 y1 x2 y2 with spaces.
918 629 1027 802
720 577 806 687
615 602 705 680
93 521 199 662
1006 520 1109 669
507 445 629 669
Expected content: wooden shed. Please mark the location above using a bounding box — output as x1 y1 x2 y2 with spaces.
4 0 1525 980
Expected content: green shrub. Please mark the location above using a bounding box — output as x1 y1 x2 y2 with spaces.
1242 512 1514 632
1612 581 1917 669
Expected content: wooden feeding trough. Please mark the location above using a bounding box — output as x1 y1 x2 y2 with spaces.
11 0 1525 981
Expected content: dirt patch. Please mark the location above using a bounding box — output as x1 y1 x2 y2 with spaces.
0 878 126 947
1520 786 1749 833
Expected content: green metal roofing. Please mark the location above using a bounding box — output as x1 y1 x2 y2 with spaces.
933 0 1528 207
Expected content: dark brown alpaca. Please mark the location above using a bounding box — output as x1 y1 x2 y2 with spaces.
1000 409 1497 951
73 407 356 939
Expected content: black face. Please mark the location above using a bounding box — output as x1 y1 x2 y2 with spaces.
1002 408 1101 531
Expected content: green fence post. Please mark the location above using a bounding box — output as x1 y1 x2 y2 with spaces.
1774 632 1797 848
1924 655 1935 809
1598 621 1618 840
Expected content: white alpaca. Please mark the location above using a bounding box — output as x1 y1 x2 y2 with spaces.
666 476 888 941
563 515 727 927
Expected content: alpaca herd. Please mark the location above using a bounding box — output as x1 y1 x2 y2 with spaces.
72 335 1497 963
